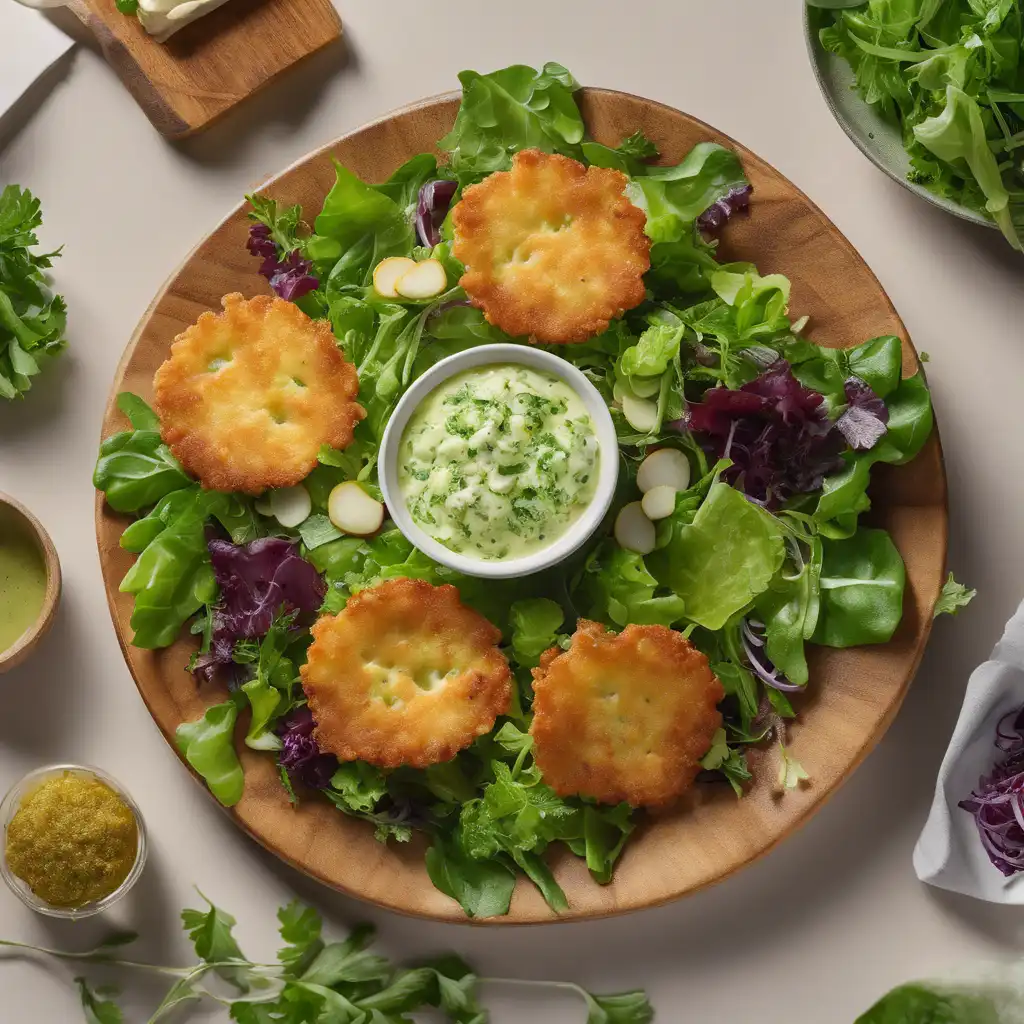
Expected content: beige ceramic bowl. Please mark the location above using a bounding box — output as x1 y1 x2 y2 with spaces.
0 493 61 674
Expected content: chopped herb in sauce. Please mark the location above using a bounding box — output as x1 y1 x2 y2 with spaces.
398 364 598 560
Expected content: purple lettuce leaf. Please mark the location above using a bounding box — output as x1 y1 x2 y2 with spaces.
835 376 889 451
277 706 338 790
246 223 318 301
414 179 458 248
684 361 844 507
193 537 325 685
697 183 753 238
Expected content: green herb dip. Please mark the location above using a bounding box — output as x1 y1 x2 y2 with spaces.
398 363 598 560
0 510 47 654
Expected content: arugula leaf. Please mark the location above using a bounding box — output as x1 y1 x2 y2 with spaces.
581 803 635 884
425 834 517 919
813 529 906 648
75 978 123 1024
440 63 584 186
935 573 976 618
584 989 655 1024
175 700 245 807
0 185 68 400
181 892 251 991
776 742 810 792
666 482 785 630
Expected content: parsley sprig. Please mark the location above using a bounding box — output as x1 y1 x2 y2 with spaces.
1 893 654 1023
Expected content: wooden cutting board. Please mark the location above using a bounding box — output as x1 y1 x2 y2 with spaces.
66 0 341 138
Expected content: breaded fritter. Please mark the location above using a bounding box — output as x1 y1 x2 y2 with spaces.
451 149 650 344
530 620 724 807
153 293 363 494
300 578 512 769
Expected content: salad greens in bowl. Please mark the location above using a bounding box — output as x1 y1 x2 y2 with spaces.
806 0 1024 248
93 62 948 922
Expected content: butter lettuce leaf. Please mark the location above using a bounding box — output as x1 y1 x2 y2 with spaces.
666 483 785 630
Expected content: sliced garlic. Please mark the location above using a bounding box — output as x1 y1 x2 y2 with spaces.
621 394 658 433
328 481 384 536
636 448 691 494
641 484 677 521
614 501 656 555
268 485 312 529
373 257 417 298
395 259 448 300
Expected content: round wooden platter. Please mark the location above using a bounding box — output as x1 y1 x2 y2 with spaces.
96 89 948 924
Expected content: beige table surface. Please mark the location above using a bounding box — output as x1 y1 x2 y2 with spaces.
2 2 1024 1021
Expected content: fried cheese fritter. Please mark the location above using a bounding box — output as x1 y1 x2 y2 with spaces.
300 578 512 769
530 620 724 807
153 293 364 494
451 149 650 344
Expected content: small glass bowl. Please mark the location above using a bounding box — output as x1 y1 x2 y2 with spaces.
0 764 148 919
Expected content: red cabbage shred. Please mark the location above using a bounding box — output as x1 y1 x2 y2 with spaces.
246 224 318 301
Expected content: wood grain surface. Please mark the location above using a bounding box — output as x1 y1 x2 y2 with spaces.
69 0 341 138
95 90 949 923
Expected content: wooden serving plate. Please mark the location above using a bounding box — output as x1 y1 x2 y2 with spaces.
65 0 341 138
95 90 948 923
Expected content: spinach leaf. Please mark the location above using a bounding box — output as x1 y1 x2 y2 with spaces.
175 698 245 806
118 487 221 649
813 528 906 648
666 483 785 630
439 63 584 186
424 834 517 919
855 982 1002 1024
580 803 635 884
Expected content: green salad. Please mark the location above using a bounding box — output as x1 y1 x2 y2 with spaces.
812 0 1024 250
94 62 941 919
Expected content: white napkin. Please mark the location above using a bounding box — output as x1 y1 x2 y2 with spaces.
914 600 1024 902
0 3 74 120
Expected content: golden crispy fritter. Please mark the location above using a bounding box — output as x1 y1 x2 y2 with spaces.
153 293 363 494
300 578 512 769
530 620 724 807
451 149 650 344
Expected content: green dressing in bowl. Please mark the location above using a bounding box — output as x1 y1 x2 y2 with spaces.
0 510 48 654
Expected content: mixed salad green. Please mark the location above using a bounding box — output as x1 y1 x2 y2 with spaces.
94 62 941 919
812 0 1024 249
0 185 67 400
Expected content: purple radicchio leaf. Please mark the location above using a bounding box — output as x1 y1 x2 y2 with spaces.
414 179 458 248
193 537 325 685
246 223 319 301
277 707 337 790
959 706 1024 877
684 361 844 507
697 183 753 238
835 376 889 452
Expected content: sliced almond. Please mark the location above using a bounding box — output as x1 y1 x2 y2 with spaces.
641 484 677 521
636 448 691 494
621 393 658 433
395 258 448 300
373 257 417 298
269 485 312 529
328 481 384 536
614 501 656 555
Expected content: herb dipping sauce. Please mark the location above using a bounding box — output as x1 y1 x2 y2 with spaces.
0 509 47 654
4 772 138 909
398 363 598 560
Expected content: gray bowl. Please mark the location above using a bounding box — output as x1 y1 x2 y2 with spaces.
803 4 993 231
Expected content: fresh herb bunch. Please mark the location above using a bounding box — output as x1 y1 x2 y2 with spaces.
0 185 68 399
812 0 1024 250
0 895 653 1023
93 62 948 918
